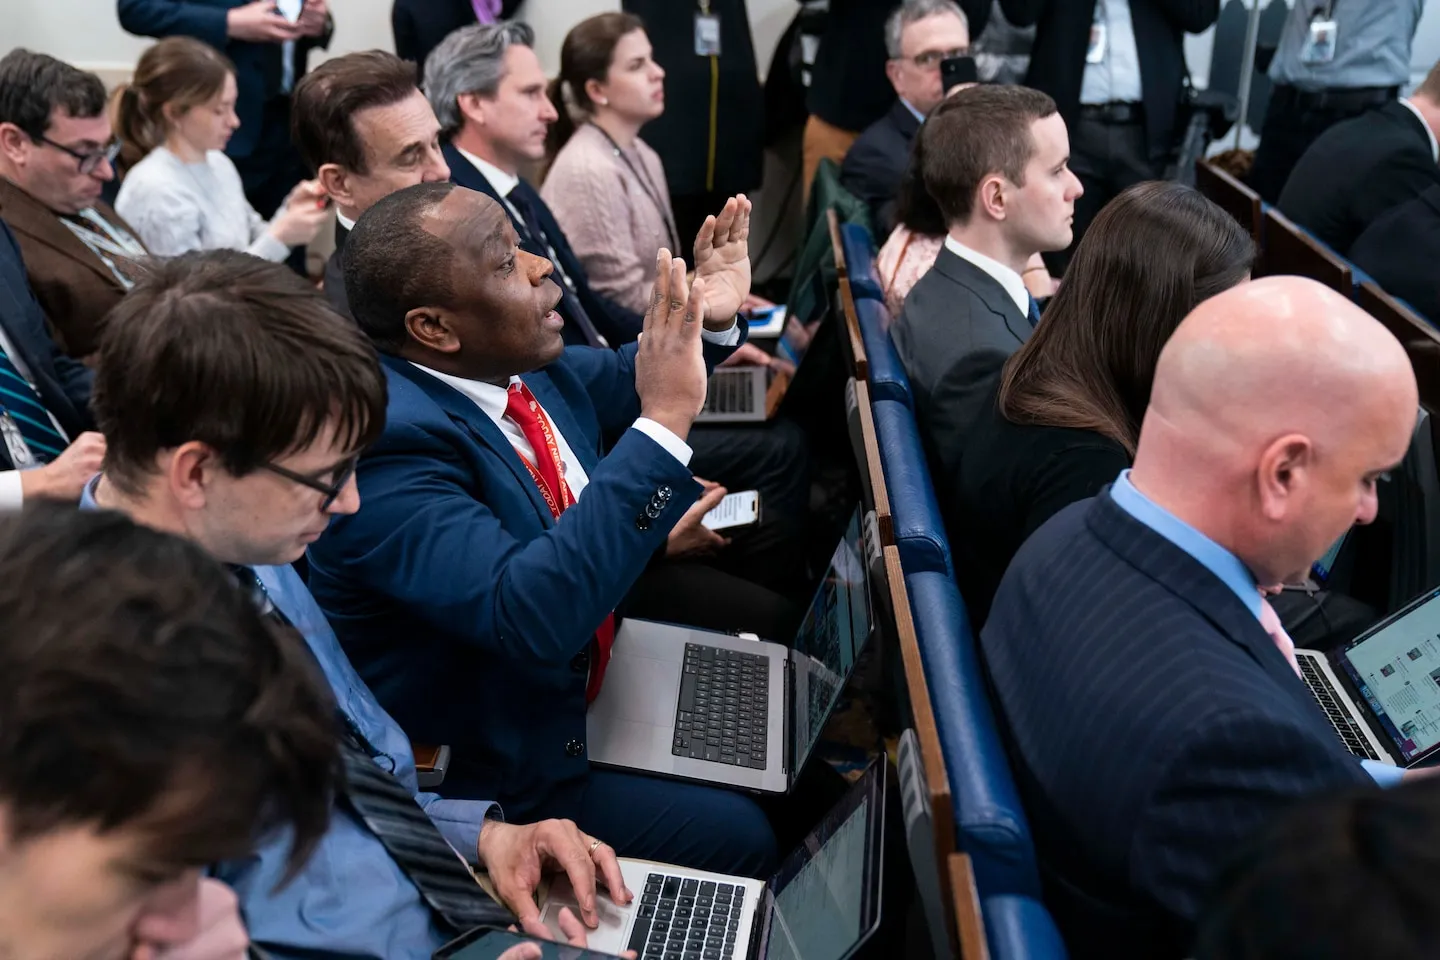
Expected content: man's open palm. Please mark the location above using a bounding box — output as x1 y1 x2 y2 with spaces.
692 195 752 328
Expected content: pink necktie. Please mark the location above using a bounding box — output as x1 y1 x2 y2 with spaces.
1258 597 1302 677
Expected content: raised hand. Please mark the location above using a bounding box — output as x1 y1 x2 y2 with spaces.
635 250 708 441
692 195 753 329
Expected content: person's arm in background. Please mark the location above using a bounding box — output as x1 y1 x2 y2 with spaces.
1150 0 1221 34
117 0 302 47
391 0 420 64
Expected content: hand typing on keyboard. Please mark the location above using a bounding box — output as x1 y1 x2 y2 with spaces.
478 818 632 935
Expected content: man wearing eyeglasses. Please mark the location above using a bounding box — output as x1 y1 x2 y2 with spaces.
0 49 146 361
80 249 632 959
839 0 971 236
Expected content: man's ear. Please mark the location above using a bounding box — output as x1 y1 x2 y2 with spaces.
976 174 1007 222
316 163 354 210
0 122 32 165
884 59 904 96
457 91 489 129
1257 434 1313 523
166 441 219 512
404 307 461 355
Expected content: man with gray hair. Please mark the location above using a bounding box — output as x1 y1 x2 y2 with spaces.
839 0 970 235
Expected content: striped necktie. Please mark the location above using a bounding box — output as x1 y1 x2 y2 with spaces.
228 566 514 934
0 344 64 464
1027 295 1042 329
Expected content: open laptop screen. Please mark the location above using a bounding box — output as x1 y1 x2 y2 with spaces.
1337 587 1440 763
756 762 884 960
791 508 870 772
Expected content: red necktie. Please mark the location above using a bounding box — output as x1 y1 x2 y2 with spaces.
504 382 614 702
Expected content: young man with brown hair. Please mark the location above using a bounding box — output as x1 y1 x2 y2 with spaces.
0 505 338 960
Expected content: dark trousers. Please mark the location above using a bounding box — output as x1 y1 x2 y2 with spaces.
627 561 802 643
1248 84 1397 203
1053 114 1158 275
229 95 309 275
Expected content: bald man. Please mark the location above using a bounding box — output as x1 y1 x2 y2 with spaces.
980 277 1422 959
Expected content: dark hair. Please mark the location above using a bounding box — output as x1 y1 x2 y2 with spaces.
920 84 1057 226
0 505 338 878
893 108 946 237
292 50 419 175
545 12 646 157
998 181 1255 454
113 37 233 178
92 250 388 494
1195 778 1440 960
0 48 108 141
343 181 459 353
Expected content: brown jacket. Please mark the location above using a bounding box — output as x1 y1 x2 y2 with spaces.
0 177 143 359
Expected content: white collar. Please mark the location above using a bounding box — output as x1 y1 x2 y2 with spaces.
943 235 1030 317
1400 99 1440 163
900 98 926 124
407 363 519 423
454 144 520 198
335 210 356 231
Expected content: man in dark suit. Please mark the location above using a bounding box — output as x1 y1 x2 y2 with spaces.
392 0 523 71
307 182 778 876
118 0 331 242
0 220 104 505
1278 64 1440 257
982 277 1424 958
0 51 147 359
1350 183 1440 325
840 0 971 235
992 0 1219 260
891 85 1081 479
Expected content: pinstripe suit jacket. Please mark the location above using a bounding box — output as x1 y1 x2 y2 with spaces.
981 491 1375 958
0 220 93 472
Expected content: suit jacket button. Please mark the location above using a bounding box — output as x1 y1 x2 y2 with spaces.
657 485 672 500
565 739 585 758
570 650 589 673
636 514 652 531
645 502 663 519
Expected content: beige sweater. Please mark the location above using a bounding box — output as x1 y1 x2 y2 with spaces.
541 123 679 317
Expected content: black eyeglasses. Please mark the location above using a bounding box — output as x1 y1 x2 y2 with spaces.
260 457 358 510
34 135 121 176
903 46 970 70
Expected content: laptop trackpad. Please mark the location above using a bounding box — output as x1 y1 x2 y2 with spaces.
599 656 681 725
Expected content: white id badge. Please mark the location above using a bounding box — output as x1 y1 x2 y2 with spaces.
0 412 34 469
1086 16 1108 65
1300 18 1338 65
694 13 722 56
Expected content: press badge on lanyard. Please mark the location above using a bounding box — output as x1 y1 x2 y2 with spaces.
695 2 722 57
1086 4 1108 65
0 413 34 469
1300 2 1338 65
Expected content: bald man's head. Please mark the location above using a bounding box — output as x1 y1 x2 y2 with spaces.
1131 276 1417 586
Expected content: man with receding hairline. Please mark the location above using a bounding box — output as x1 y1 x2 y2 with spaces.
980 276 1427 958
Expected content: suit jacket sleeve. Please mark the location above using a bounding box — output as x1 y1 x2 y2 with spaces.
926 348 1014 464
117 0 230 47
1353 153 1440 251
344 421 698 667
839 136 899 239
0 226 92 416
1131 708 1375 923
1150 0 1220 33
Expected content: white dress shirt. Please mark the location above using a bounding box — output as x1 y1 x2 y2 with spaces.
1080 0 1144 105
0 324 72 509
943 235 1031 317
1399 98 1440 163
408 367 696 496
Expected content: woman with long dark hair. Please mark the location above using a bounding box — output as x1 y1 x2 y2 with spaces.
948 180 1255 625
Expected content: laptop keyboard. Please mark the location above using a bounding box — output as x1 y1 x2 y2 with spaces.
672 644 770 768
628 873 745 960
1298 655 1383 761
703 370 757 415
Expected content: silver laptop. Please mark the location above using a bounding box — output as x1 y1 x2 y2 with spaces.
1296 585 1440 768
696 318 809 424
587 508 870 793
535 760 886 960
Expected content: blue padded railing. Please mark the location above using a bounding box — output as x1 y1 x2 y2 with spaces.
840 221 884 301
854 297 913 409
871 398 953 577
982 894 1069 960
905 568 1042 900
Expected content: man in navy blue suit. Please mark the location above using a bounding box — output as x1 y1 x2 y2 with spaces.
307 181 779 877
0 219 105 503
982 276 1431 957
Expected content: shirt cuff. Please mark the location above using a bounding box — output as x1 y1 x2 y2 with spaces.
0 470 23 511
423 796 501 867
1362 758 1406 788
248 230 292 263
634 418 693 467
700 320 740 346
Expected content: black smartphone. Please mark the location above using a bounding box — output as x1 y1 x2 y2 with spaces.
940 54 979 93
434 927 627 960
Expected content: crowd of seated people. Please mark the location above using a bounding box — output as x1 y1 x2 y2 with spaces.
9 4 1440 959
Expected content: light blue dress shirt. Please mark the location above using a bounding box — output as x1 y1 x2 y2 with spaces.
80 478 498 959
1080 0 1144 105
1109 470 1404 788
1269 0 1423 92
901 98 926 124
